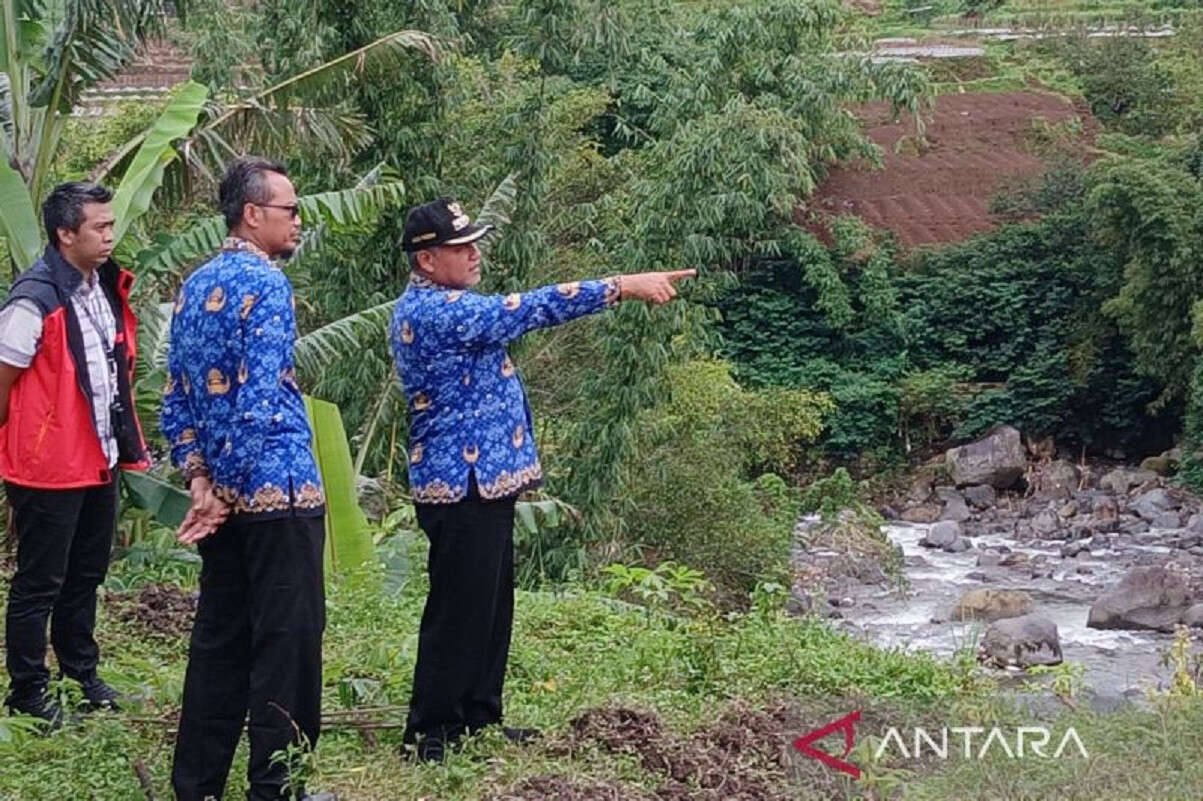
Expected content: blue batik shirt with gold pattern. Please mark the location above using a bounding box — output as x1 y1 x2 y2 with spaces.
390 273 620 504
161 238 324 519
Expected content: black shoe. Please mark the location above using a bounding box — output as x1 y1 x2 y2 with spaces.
500 726 542 745
412 737 449 764
468 721 543 745
78 676 122 712
4 689 66 731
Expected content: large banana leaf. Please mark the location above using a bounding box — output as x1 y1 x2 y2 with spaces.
122 470 191 529
124 398 377 589
304 395 376 582
110 80 209 246
130 180 405 277
0 156 39 270
293 298 397 378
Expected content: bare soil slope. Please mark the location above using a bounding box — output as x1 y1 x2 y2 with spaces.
810 91 1097 248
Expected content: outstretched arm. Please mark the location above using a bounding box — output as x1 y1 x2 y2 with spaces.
413 269 697 350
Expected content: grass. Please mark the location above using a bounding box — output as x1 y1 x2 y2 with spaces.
3 531 1203 799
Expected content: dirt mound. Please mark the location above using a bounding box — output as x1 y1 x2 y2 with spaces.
809 91 1098 247
106 584 196 640
491 699 941 800
555 703 802 801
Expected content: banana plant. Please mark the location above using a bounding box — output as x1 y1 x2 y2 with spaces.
0 0 202 273
1 1 438 276
92 28 439 202
290 172 522 474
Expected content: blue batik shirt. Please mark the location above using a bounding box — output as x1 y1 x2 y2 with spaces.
161 238 325 519
390 273 621 504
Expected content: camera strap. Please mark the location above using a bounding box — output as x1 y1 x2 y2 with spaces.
76 290 120 395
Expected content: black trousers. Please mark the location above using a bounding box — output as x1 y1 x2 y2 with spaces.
171 514 325 801
404 485 516 744
4 475 119 699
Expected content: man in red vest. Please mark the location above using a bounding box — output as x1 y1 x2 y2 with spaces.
0 182 149 727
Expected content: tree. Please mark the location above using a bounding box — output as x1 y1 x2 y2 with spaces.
1 0 437 277
0 0 207 272
1087 157 1203 409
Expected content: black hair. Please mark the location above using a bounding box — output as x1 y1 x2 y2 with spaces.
218 156 289 231
42 182 113 245
407 251 422 272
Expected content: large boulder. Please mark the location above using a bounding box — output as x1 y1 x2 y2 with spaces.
1037 460 1079 498
1130 488 1177 521
1099 468 1157 495
950 588 1034 622
963 484 997 510
945 426 1026 489
1183 604 1203 628
979 614 1063 668
1152 510 1183 530
945 536 972 553
937 487 972 522
920 520 962 549
1087 565 1194 632
1031 509 1061 538
1141 455 1176 477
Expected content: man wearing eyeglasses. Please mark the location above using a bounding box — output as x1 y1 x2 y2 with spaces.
162 156 333 801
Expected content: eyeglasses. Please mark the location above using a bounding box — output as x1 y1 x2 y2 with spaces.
258 203 301 219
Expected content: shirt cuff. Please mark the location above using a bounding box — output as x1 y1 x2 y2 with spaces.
179 450 211 483
212 482 239 505
602 276 622 307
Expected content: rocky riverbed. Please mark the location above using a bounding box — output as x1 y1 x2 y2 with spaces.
792 425 1203 705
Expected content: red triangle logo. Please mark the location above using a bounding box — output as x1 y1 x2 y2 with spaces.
793 710 861 779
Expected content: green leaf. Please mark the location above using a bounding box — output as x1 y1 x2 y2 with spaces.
515 502 538 535
378 533 413 596
110 80 208 246
0 153 38 269
28 0 167 112
122 471 191 529
177 28 438 180
304 395 375 584
294 298 396 380
130 181 405 278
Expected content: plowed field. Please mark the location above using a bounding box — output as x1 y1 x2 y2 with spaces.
810 91 1097 247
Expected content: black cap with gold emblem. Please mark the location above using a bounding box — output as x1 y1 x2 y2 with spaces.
402 196 492 252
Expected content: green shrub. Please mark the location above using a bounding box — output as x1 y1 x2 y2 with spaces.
1053 36 1176 136
614 360 829 593
718 196 1174 461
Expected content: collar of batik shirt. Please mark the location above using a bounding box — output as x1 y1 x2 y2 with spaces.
222 236 275 266
408 272 453 291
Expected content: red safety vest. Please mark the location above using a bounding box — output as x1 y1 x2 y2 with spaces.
0 247 149 488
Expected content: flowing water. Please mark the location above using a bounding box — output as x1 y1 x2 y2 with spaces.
834 522 1180 705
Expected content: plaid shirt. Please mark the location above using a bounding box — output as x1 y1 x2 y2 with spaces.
0 269 119 467
72 273 119 467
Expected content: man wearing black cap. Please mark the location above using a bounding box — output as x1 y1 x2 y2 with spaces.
390 196 693 762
